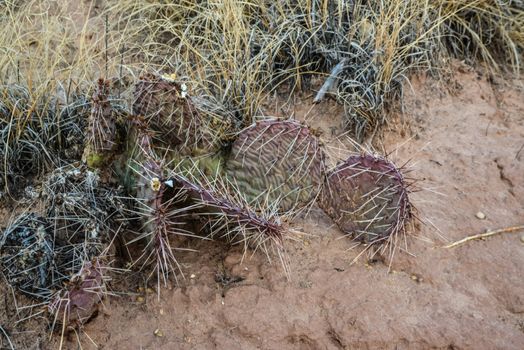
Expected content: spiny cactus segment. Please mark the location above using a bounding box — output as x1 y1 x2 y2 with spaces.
319 154 411 245
133 73 216 156
48 259 107 331
226 119 325 214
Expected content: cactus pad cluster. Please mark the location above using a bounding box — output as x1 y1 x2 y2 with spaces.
0 73 413 331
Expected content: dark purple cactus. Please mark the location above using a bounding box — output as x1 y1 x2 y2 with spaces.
133 73 215 155
48 259 106 331
167 173 283 242
226 119 325 214
319 154 411 244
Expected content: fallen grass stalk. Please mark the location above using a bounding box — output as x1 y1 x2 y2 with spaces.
444 225 524 248
0 325 15 350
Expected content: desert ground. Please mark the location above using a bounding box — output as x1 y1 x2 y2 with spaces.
2 64 522 350
1 1 523 349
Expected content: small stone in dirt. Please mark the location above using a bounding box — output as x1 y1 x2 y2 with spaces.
154 329 164 337
190 274 196 279
520 235 524 244
475 211 486 220
299 280 313 288
136 296 144 303
411 274 423 283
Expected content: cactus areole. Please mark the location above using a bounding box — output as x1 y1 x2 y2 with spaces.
320 154 411 244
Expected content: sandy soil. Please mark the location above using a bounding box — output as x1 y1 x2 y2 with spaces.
1 65 523 349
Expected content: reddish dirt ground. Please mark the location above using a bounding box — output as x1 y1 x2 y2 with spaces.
1 67 524 349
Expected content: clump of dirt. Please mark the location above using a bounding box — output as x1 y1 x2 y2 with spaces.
1 66 524 349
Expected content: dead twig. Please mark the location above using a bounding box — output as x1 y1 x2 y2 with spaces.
443 225 524 248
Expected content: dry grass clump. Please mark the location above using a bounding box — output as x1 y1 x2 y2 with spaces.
0 0 522 148
110 0 523 139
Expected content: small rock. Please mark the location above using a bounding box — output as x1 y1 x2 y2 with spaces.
136 296 144 303
520 235 524 244
154 329 164 337
190 274 196 279
475 211 486 220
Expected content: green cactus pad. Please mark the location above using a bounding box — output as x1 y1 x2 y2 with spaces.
319 154 411 244
225 119 325 213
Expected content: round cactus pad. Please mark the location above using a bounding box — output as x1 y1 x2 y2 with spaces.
320 154 411 244
226 119 324 213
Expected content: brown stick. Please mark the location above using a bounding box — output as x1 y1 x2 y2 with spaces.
443 225 524 248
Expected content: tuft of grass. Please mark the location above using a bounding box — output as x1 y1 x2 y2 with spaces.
109 0 523 139
1 0 522 152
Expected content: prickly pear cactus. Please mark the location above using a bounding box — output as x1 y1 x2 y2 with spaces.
168 171 283 243
225 119 325 213
82 78 119 168
48 259 106 330
133 73 216 155
319 154 411 244
0 213 55 298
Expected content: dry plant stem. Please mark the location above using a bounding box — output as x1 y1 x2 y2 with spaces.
443 225 524 249
0 325 15 350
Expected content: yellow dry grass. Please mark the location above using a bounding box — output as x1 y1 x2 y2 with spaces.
0 0 522 138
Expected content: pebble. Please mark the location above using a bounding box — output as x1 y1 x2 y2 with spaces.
520 235 524 243
136 296 144 303
154 329 164 337
190 274 196 279
475 211 486 220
